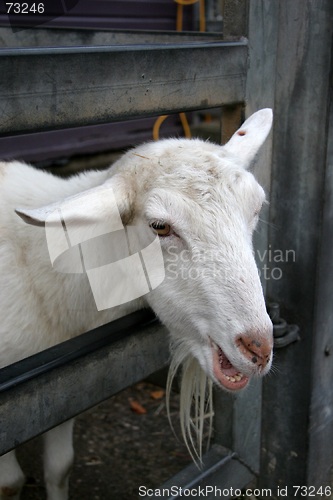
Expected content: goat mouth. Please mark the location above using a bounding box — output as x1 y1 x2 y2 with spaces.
211 340 249 391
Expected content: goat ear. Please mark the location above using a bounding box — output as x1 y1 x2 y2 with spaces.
223 108 273 168
16 175 139 279
15 175 132 238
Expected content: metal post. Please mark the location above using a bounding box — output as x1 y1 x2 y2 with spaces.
213 0 279 479
260 0 333 492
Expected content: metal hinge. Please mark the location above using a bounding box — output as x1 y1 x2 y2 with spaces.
268 303 300 349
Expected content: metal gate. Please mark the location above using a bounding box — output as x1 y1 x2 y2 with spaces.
0 1 332 497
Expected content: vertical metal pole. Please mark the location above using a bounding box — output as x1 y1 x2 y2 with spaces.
307 83 333 491
260 0 333 491
213 0 279 476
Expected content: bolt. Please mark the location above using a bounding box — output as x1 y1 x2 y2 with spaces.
269 303 280 324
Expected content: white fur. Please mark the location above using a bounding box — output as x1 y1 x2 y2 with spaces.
0 109 273 499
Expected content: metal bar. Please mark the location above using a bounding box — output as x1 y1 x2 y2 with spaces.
0 311 170 455
0 26 226 48
261 0 333 490
0 40 247 135
151 445 254 499
213 0 279 476
0 309 156 393
307 80 333 487
213 378 263 475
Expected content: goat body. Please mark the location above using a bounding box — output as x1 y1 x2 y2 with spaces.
0 109 274 500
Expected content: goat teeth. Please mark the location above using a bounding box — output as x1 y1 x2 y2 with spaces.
234 375 241 381
213 342 219 352
238 372 244 378
229 377 236 382
226 376 230 380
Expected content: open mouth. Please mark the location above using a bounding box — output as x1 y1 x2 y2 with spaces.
211 340 249 391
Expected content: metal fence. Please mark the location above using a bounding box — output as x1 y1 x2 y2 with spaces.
1 0 333 496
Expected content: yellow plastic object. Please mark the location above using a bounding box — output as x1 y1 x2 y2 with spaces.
174 0 205 33
153 113 191 141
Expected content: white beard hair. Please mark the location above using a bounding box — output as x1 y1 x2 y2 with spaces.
166 341 214 464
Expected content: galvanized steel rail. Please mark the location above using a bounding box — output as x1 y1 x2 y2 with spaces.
0 310 169 455
0 40 247 135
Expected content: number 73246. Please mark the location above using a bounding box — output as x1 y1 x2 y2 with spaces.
6 3 45 14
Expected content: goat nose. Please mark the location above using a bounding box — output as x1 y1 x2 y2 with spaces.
236 330 273 369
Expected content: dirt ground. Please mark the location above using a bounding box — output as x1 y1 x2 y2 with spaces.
16 379 257 500
17 381 198 500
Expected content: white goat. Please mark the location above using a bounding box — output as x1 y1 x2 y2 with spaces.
0 109 273 500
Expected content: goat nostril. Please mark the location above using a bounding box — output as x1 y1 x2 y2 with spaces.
237 334 272 367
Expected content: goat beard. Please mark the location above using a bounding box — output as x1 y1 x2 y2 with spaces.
166 350 212 462
165 339 250 463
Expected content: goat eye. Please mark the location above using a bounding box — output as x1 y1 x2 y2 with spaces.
150 221 171 236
